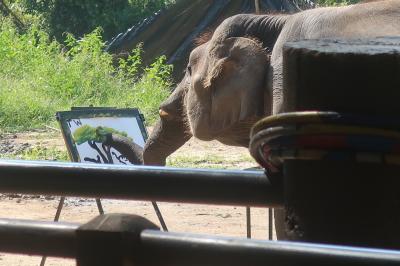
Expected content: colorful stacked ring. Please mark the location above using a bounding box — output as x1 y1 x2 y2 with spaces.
249 112 400 173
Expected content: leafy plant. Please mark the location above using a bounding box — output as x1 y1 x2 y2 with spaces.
118 43 144 80
0 21 172 131
0 145 69 161
144 55 173 88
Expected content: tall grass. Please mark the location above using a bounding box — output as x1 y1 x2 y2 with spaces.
0 21 172 132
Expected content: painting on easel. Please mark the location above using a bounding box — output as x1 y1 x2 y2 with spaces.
53 107 168 247
56 107 147 165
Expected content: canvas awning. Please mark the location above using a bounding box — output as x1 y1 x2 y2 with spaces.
106 0 302 79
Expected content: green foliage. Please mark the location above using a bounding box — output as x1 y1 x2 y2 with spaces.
0 145 69 161
118 43 144 80
73 125 130 145
20 146 69 161
7 0 175 41
145 55 173 88
167 154 254 169
0 21 172 131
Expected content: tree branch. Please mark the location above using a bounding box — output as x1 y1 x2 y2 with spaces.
88 141 109 163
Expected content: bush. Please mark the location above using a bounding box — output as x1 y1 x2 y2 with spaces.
0 21 172 131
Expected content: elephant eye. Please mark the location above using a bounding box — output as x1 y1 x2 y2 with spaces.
187 66 192 76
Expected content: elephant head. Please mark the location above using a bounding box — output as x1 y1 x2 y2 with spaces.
143 14 287 166
184 36 268 146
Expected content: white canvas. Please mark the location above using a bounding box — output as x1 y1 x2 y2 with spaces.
67 116 145 165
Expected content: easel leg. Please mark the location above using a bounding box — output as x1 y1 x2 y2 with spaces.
95 198 104 214
268 208 273 240
40 197 104 266
40 197 65 266
152 201 168 231
246 206 251 239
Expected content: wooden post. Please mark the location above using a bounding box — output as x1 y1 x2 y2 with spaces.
76 214 159 266
255 0 261 14
280 37 400 249
283 160 400 249
282 37 400 114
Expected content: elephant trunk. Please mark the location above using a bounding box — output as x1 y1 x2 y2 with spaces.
143 81 192 166
143 117 191 166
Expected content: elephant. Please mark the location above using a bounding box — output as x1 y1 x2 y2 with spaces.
139 0 400 240
143 0 400 166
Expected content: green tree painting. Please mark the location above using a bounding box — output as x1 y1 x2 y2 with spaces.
73 125 132 164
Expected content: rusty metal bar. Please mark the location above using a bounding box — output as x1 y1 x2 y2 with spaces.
0 160 283 207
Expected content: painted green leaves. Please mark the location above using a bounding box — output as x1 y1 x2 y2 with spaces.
73 125 131 145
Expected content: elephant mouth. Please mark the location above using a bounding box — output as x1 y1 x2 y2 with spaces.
190 111 262 146
213 117 262 147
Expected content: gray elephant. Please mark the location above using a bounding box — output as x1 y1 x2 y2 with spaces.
143 0 400 165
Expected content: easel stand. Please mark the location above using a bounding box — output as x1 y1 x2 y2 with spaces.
40 197 167 266
41 108 169 264
246 206 251 238
245 207 274 240
244 167 274 240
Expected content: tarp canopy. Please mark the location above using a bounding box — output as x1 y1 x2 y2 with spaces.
106 0 303 79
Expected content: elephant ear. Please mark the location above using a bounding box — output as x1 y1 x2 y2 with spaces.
203 37 268 89
203 57 234 89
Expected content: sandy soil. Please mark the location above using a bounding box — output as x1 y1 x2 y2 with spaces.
0 130 275 266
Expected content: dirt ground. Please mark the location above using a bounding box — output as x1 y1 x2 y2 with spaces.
0 130 276 266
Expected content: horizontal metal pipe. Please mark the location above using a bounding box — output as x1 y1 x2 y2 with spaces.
0 218 77 258
140 230 400 266
0 160 283 207
1 217 400 266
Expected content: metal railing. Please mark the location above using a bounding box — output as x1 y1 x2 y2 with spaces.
0 216 399 266
0 159 283 207
1 159 399 265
